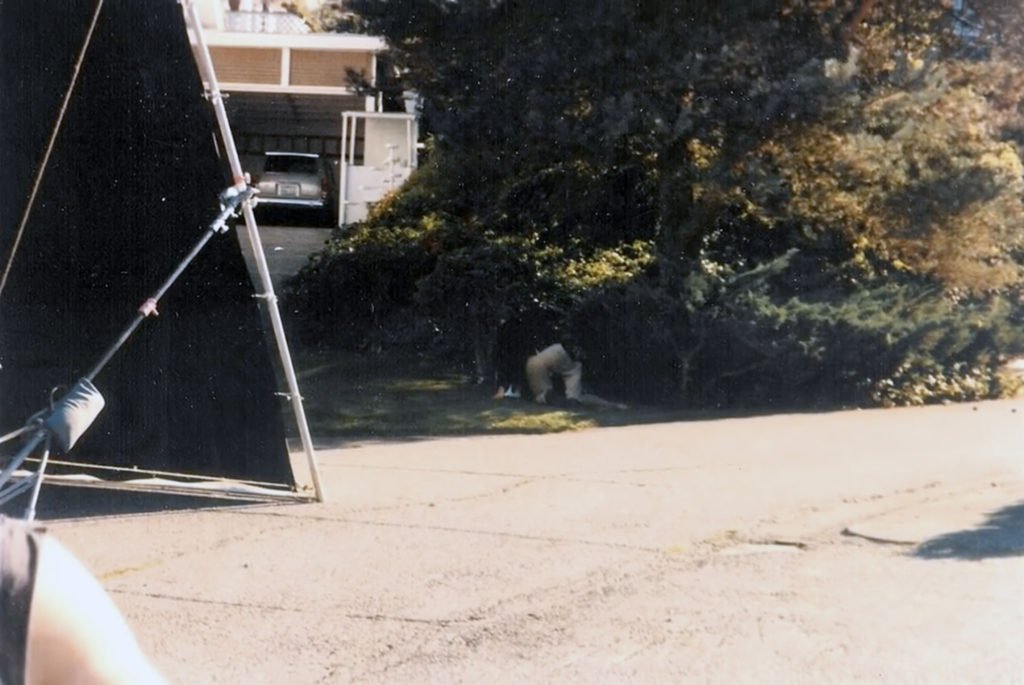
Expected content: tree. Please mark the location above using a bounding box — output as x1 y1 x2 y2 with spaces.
288 0 1024 409
344 0 836 247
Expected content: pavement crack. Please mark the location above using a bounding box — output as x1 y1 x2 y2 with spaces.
245 510 667 552
111 590 476 627
92 518 308 580
840 527 916 546
360 476 540 512
109 589 307 613
317 463 538 479
701 529 812 553
346 613 458 626
237 478 544 517
755 538 810 549
314 516 666 553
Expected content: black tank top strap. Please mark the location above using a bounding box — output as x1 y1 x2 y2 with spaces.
0 516 44 685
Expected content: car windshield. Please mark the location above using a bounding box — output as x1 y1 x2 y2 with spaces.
264 155 318 175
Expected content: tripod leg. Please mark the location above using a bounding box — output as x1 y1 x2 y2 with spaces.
24 437 51 521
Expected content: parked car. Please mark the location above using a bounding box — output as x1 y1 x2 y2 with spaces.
252 151 331 220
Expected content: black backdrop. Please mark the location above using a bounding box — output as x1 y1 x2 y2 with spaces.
0 0 293 485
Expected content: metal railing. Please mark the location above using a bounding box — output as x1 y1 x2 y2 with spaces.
225 10 311 34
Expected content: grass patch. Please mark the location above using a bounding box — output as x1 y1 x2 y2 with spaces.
293 348 648 441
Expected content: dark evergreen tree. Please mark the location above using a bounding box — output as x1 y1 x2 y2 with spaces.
287 0 1024 409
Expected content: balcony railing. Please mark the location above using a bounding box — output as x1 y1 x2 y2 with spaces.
226 10 311 34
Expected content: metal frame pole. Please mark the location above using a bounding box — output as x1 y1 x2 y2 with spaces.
24 437 52 521
85 194 244 382
340 112 349 226
182 0 324 502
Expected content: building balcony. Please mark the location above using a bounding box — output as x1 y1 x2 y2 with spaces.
225 10 312 34
190 0 386 98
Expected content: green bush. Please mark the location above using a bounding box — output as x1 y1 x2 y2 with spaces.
566 252 1024 410
414 237 560 377
282 202 451 350
568 279 689 402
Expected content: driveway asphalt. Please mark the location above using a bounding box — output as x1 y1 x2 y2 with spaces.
239 224 333 291
34 398 1024 684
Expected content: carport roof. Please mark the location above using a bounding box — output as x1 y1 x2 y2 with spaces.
224 92 366 137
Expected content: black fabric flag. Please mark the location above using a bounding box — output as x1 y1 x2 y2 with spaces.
0 0 293 485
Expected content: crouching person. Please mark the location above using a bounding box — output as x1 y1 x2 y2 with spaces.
493 316 626 410
525 343 582 405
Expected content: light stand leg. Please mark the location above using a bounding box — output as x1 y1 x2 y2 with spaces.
24 437 51 521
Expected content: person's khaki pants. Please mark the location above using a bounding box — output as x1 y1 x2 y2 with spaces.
525 344 582 403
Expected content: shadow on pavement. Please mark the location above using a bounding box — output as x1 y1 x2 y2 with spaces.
914 500 1024 560
0 484 253 522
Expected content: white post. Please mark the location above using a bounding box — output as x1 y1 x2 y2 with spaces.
348 114 359 221
339 112 349 226
350 113 359 162
182 0 325 502
280 47 291 88
406 118 414 171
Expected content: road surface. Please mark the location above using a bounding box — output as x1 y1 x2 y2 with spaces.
35 399 1024 684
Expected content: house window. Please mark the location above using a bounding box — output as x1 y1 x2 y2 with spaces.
289 50 372 88
209 47 281 84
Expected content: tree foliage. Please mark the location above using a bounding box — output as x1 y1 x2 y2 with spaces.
287 0 1024 409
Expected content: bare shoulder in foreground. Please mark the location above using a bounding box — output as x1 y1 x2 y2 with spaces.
25 527 166 685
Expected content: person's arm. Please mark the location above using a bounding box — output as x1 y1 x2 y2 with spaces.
26 534 165 685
